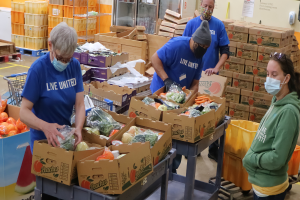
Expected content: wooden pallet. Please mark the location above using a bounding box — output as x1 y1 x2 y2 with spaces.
16 47 47 57
0 53 21 63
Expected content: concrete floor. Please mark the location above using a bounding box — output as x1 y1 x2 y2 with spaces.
1 54 300 199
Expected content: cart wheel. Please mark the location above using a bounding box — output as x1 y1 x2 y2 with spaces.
241 190 251 195
287 184 292 192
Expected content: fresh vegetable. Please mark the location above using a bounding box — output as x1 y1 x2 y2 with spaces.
96 148 114 161
142 97 155 105
122 132 133 144
109 129 119 137
158 105 167 111
76 142 89 151
131 134 146 144
84 127 100 135
164 84 186 104
57 126 76 151
194 95 214 105
128 126 139 136
0 99 7 113
145 133 158 147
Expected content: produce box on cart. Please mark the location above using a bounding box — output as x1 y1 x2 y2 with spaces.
0 105 34 200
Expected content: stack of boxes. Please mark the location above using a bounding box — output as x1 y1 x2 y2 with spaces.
23 1 48 50
158 9 192 38
11 2 25 48
220 20 299 123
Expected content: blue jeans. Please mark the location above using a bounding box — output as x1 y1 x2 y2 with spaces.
253 190 287 200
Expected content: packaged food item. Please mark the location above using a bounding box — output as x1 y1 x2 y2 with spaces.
56 125 76 151
95 147 114 161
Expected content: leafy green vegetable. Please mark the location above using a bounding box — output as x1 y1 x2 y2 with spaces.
131 135 146 143
145 133 158 147
142 97 155 105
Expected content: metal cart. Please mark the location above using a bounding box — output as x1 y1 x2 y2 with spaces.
34 149 176 200
3 72 27 106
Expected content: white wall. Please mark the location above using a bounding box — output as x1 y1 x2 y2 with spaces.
212 0 300 32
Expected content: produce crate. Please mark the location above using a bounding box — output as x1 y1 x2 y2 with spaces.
48 16 63 28
224 120 259 159
288 145 300 176
25 13 48 26
48 27 53 37
63 6 86 18
11 23 25 35
25 1 48 14
11 11 25 24
11 34 25 48
48 4 64 17
24 25 48 38
11 2 25 12
24 37 47 50
88 17 96 30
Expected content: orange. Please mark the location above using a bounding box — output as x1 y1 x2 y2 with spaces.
16 118 26 130
95 149 114 161
1 122 9 127
0 125 8 135
0 112 8 122
7 124 17 132
7 117 16 125
0 99 7 113
8 130 17 136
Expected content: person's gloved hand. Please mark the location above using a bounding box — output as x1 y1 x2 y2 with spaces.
164 78 180 92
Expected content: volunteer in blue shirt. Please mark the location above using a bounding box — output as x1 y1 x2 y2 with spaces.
150 21 212 173
20 22 85 155
183 0 230 162
150 20 211 94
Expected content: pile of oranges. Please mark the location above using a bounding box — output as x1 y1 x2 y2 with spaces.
0 99 29 138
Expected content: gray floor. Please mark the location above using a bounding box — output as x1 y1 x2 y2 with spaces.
1 54 300 200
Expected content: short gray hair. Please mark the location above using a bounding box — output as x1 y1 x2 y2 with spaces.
49 22 77 56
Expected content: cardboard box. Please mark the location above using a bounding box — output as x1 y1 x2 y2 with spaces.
222 19 236 28
249 27 285 39
137 35 147 41
233 72 254 82
177 17 192 24
253 76 266 84
249 106 268 122
198 72 228 97
224 87 240 103
31 140 103 186
158 31 174 38
164 14 178 24
245 66 267 77
228 102 250 120
245 60 268 68
228 23 251 33
236 49 257 60
174 29 184 35
0 40 16 56
236 42 258 51
113 117 172 166
85 82 136 107
174 34 182 37
77 143 153 194
232 79 253 91
228 42 237 57
159 25 175 33
225 106 229 115
256 36 285 48
136 26 146 31
219 70 233 86
110 26 135 33
90 66 128 80
128 95 163 121
227 31 248 43
227 56 246 65
175 24 187 30
253 83 267 94
223 62 244 73
147 34 170 58
165 9 181 18
161 20 177 28
240 89 272 109
258 46 285 54
257 52 271 63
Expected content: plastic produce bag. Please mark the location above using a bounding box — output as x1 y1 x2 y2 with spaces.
166 84 186 104
142 97 155 106
56 126 76 151
86 107 121 136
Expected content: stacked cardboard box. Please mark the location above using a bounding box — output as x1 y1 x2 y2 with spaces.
220 20 300 122
159 9 192 38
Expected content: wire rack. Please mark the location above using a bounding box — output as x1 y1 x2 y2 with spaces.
83 91 114 111
3 73 27 106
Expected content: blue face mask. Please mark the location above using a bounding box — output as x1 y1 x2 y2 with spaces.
52 57 69 72
264 77 286 96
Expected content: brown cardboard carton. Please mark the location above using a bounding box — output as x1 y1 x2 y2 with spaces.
227 31 248 43
185 92 226 127
136 35 147 41
236 42 258 51
240 89 272 109
257 52 271 63
161 20 177 28
174 29 184 35
232 72 254 82
249 27 285 39
249 106 268 122
236 49 257 60
147 34 170 58
253 76 266 84
136 26 146 31
229 41 238 47
0 40 16 55
177 17 192 24
256 36 285 48
224 87 240 103
31 140 103 186
257 46 285 54
159 25 175 33
222 19 235 28
229 46 237 57
198 72 228 97
225 106 229 115
173 34 182 37
175 24 187 30
232 79 253 91
158 31 174 38
77 143 153 194
165 9 181 18
113 117 172 166
110 26 135 33
228 24 251 33
164 14 178 24
228 102 250 120
253 83 267 94
227 56 246 64
245 66 267 77
249 34 258 45
219 70 233 87
128 95 163 121
223 62 244 73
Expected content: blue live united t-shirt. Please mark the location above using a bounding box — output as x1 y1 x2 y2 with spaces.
21 52 84 152
150 37 203 93
183 16 229 71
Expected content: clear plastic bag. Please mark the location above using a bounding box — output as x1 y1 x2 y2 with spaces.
57 125 76 151
142 97 155 105
86 107 121 136
166 84 186 104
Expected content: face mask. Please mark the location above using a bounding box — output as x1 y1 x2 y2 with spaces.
264 76 286 96
200 7 213 20
194 45 207 59
52 56 69 72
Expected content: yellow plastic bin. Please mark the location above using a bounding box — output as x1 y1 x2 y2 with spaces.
25 37 47 50
11 2 25 12
48 4 64 17
25 1 48 14
48 16 63 28
225 120 260 159
25 13 48 26
11 34 25 48
24 25 48 37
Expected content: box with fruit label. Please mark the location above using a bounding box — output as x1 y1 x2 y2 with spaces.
236 48 258 60
257 52 271 63
219 70 233 87
227 31 248 43
253 83 267 94
257 46 286 54
229 41 237 57
240 89 272 109
232 73 254 91
249 106 268 123
256 36 286 48
223 62 244 73
228 102 250 120
224 87 240 103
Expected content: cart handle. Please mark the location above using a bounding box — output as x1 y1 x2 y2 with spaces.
8 72 28 78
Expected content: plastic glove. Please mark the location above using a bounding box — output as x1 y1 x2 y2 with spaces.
164 78 181 92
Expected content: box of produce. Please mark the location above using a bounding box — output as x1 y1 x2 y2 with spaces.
82 108 133 147
249 27 286 38
253 83 267 94
154 85 195 107
31 130 104 186
91 66 128 80
219 70 233 87
228 102 250 120
257 46 286 54
249 106 268 123
128 96 180 121
236 48 258 60
257 52 271 63
227 31 248 43
254 76 266 84
245 66 267 77
232 79 253 91
0 102 36 200
223 62 245 73
198 72 228 97
224 87 240 103
112 117 172 166
228 41 237 57
227 56 246 65
236 42 258 51
228 23 251 33
256 36 285 48
77 142 153 194
240 89 272 109
87 52 128 68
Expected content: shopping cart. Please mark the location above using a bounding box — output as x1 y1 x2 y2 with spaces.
3 72 27 106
